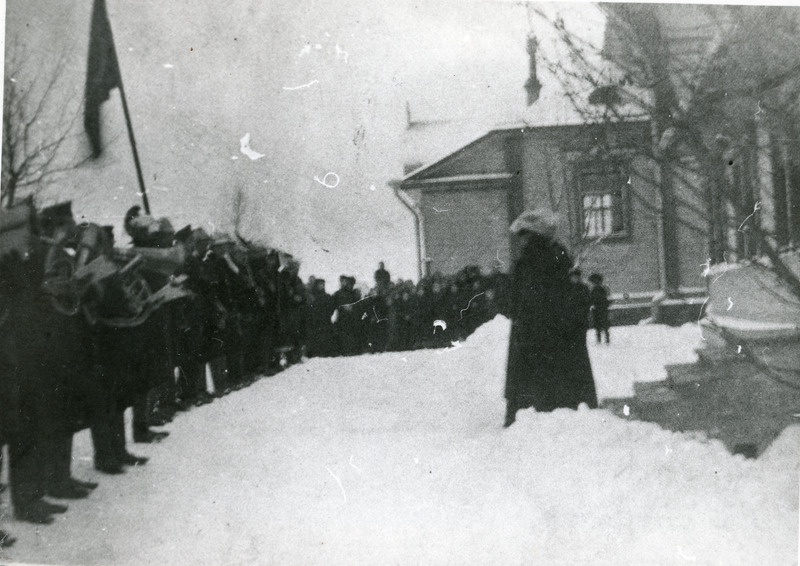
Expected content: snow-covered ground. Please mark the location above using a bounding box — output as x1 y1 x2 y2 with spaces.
2 318 798 565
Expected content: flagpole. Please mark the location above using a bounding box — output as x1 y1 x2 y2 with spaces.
116 78 151 215
106 0 151 217
86 0 151 215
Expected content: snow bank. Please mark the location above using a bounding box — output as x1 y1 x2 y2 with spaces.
3 318 795 566
456 315 702 400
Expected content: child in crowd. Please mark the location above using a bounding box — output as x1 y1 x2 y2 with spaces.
588 273 611 344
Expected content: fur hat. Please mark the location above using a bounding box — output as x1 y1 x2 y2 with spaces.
509 208 560 238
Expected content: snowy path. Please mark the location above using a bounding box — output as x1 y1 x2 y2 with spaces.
2 318 798 565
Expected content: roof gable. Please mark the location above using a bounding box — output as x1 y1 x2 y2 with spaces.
404 130 516 182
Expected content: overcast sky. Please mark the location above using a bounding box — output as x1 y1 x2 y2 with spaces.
3 1 602 285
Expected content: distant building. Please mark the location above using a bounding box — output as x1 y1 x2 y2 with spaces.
397 117 709 318
396 5 800 323
396 33 707 321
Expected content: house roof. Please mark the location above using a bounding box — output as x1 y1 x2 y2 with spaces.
402 99 650 185
401 58 652 184
402 129 501 182
400 3 655 186
401 119 497 177
501 82 650 130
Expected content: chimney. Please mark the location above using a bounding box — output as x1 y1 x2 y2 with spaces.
524 34 542 106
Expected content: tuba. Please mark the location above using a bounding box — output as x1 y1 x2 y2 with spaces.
41 223 160 325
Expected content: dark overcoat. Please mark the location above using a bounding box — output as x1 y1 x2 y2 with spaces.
505 232 598 412
306 289 336 357
1 243 99 504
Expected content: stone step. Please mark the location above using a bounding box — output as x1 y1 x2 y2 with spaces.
666 362 715 386
633 380 679 404
633 380 667 393
696 345 748 367
695 350 762 382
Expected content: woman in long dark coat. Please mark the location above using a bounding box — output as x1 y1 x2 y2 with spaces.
504 209 598 427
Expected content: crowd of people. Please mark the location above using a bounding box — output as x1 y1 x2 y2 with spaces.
304 262 510 359
0 201 511 541
0 201 612 546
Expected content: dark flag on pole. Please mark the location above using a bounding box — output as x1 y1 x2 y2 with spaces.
84 0 121 158
83 0 152 213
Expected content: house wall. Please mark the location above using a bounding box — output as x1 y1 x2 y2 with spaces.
420 182 513 276
520 124 668 297
404 121 710 299
571 154 664 297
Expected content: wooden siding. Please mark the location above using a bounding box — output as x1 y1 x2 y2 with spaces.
420 182 513 276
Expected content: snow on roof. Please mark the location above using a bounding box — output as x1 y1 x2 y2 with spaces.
402 88 652 183
401 120 496 181
400 3 653 182
505 83 651 128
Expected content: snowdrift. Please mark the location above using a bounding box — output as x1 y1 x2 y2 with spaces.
3 317 797 566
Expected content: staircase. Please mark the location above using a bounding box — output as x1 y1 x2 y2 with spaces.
602 324 800 457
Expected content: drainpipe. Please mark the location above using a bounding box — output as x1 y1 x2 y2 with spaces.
391 180 426 281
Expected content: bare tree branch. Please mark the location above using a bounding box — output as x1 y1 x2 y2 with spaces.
2 39 91 208
526 2 800 300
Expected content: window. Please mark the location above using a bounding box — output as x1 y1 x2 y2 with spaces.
578 166 628 239
583 193 616 237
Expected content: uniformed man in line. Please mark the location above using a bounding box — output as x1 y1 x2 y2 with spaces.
1 206 83 523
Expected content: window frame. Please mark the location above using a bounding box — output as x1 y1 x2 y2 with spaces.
572 158 632 242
